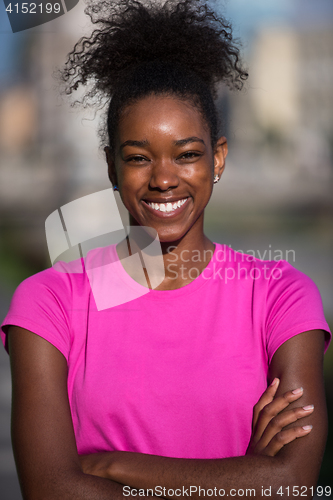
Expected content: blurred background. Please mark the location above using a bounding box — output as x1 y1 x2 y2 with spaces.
0 0 332 497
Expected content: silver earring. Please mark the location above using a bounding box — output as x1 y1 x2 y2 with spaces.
213 175 220 184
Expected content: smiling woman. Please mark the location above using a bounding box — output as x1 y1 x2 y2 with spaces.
0 1 332 499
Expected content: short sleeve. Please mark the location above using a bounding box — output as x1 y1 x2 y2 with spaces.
265 260 331 363
1 269 72 360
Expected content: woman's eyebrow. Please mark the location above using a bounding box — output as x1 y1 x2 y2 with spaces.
119 137 205 152
174 137 205 146
120 139 149 151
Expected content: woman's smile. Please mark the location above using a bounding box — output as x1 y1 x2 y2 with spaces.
142 196 190 217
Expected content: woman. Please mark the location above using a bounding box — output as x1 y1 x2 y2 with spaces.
1 1 331 498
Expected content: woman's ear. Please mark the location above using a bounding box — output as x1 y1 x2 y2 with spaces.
213 136 228 180
104 146 118 189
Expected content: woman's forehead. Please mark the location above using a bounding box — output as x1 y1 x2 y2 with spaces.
118 94 210 141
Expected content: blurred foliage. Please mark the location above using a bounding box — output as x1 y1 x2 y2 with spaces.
0 224 45 293
324 335 333 378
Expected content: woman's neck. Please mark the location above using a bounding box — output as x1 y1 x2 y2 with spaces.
158 235 215 290
118 216 215 290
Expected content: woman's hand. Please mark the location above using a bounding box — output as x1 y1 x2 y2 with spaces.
246 378 314 457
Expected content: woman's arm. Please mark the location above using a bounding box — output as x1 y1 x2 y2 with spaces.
80 330 327 499
8 325 127 500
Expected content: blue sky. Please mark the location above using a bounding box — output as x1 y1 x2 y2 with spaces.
221 0 292 26
215 0 333 35
0 1 28 87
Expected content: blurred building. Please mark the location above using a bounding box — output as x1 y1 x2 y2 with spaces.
251 26 333 176
0 4 108 265
219 22 333 211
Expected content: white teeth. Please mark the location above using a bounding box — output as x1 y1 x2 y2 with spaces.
147 198 188 212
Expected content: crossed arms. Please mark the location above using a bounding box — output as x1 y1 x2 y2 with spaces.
8 327 328 500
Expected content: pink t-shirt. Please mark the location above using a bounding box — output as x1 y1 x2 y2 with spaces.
1 244 331 458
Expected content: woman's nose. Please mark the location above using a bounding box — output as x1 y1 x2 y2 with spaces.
149 159 179 191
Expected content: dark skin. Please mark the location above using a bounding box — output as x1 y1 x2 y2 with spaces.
8 95 328 499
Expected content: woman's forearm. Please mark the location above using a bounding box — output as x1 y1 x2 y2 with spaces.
26 468 125 500
15 460 126 500
81 451 299 500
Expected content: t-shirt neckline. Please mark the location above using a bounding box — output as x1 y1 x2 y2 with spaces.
109 242 225 299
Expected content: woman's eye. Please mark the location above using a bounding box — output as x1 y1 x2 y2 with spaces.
126 156 147 163
179 152 201 160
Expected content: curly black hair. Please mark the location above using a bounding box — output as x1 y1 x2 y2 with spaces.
60 0 248 152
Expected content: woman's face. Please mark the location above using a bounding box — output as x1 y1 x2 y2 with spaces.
106 94 228 243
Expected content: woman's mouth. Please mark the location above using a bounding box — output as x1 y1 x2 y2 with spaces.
146 198 188 212
142 197 190 216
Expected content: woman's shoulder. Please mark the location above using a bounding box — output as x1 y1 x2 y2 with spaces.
13 260 87 297
0 266 81 358
213 247 328 324
5 244 117 313
213 244 331 357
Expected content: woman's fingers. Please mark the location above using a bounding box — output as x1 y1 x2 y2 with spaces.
254 404 314 452
248 383 314 457
260 424 313 457
252 378 280 432
252 386 305 443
